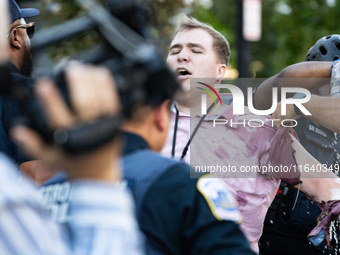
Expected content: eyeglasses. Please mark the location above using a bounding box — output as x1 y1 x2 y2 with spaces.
7 22 35 39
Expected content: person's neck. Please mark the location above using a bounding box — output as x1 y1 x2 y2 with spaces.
8 57 22 74
121 120 160 152
174 92 191 114
176 96 217 116
175 102 190 115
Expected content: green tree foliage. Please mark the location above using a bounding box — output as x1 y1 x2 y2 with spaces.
148 0 186 55
263 0 340 75
36 0 340 77
190 0 340 77
190 0 237 70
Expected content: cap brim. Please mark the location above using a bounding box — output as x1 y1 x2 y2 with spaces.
20 8 40 19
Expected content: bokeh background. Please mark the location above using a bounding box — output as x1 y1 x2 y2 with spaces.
17 0 340 78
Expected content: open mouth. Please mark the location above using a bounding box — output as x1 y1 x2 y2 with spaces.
177 68 192 77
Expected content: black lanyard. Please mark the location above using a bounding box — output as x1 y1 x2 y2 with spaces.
171 107 179 157
171 103 215 161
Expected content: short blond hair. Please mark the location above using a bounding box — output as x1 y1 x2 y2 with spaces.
173 15 230 65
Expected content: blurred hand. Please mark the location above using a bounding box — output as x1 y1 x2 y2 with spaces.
12 63 122 181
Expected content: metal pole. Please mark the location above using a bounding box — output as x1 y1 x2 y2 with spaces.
237 0 251 78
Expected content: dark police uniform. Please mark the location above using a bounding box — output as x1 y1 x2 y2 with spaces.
122 132 255 255
0 62 32 164
40 132 255 254
259 117 340 255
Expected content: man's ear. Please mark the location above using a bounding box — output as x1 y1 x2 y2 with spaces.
154 100 171 132
9 29 21 49
217 64 227 80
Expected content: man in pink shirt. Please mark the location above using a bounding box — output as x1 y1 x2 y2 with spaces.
162 15 340 253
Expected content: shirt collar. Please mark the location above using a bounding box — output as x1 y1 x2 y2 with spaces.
172 94 234 121
171 102 190 117
7 62 20 74
122 132 150 156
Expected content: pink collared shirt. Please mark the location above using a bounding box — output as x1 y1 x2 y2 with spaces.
161 101 296 254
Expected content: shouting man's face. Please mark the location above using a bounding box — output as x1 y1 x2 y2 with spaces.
167 28 226 92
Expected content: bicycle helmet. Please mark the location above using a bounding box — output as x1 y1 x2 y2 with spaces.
305 34 340 61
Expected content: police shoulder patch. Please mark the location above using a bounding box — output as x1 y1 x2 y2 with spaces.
197 176 242 223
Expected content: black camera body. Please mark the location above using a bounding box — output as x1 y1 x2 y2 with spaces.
0 0 179 154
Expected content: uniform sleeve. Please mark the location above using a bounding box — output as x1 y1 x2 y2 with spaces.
140 163 255 255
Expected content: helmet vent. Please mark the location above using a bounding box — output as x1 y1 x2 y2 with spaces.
326 36 331 39
335 42 340 50
320 45 327 55
334 57 339 60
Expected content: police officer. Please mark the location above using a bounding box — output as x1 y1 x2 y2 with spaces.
3 0 38 164
255 35 340 255
121 89 254 254
4 0 55 184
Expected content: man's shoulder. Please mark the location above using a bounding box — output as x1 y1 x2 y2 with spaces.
124 149 188 168
10 71 34 86
123 149 191 190
151 171 243 223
